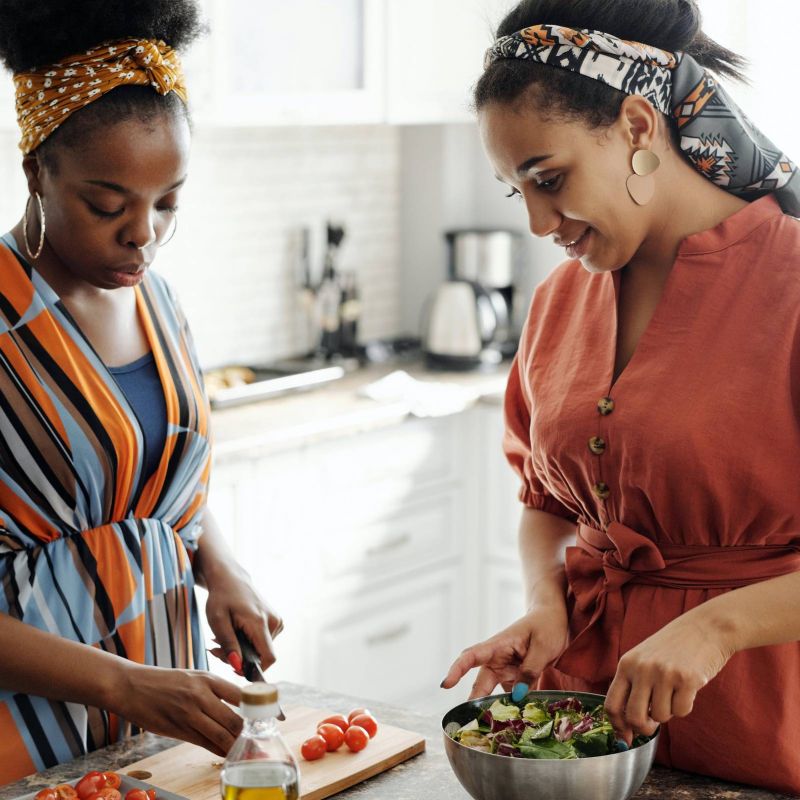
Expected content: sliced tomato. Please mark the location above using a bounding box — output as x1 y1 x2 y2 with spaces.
86 788 121 800
319 714 349 733
54 785 79 800
146 791 157 800
102 774 121 790
124 791 149 800
344 724 369 753
349 713 378 738
301 734 327 761
76 773 107 800
34 790 58 800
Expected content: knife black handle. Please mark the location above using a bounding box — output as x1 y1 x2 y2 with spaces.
234 628 263 682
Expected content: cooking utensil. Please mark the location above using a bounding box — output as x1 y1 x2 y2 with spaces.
442 690 659 800
234 628 286 721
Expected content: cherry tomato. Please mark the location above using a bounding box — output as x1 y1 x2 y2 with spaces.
344 724 369 752
102 775 121 791
76 773 107 800
86 789 121 800
350 713 378 738
124 791 149 800
146 791 157 800
317 722 345 751
319 714 349 733
301 734 328 761
34 790 57 800
346 707 372 724
54 786 79 800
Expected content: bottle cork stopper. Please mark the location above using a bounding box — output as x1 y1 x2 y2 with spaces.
242 683 278 705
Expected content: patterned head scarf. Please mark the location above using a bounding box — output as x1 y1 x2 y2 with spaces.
484 25 799 216
14 38 188 155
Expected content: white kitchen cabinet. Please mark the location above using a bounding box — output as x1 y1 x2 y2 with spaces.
184 0 514 126
206 414 470 701
204 398 527 706
312 569 459 707
187 0 385 126
475 401 522 563
483 563 525 640
384 0 511 124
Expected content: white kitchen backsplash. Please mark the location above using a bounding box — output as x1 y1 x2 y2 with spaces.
0 124 402 369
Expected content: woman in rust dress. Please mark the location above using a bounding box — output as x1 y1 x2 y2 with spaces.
442 0 800 794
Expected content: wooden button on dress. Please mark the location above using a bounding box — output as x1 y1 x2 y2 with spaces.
592 481 610 500
588 436 606 455
597 397 615 415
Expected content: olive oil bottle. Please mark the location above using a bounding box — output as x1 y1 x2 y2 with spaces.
221 684 299 800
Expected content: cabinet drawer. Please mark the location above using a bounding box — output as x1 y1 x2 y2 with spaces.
315 416 461 491
321 492 461 581
315 574 456 703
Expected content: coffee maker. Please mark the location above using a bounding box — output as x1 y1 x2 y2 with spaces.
422 228 521 370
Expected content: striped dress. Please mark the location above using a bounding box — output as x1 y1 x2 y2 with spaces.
0 240 211 781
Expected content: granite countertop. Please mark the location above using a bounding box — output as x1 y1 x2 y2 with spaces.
2 683 794 800
209 361 509 462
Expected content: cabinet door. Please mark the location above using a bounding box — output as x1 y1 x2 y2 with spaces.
197 0 385 125
385 0 510 124
478 402 523 562
312 570 459 706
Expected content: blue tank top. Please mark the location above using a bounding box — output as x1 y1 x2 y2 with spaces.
109 353 168 482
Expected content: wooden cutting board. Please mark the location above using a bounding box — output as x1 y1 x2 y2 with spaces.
119 706 426 800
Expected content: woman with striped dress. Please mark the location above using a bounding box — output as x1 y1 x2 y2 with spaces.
0 1 282 781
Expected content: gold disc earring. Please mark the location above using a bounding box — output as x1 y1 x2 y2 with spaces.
23 192 46 260
626 149 661 206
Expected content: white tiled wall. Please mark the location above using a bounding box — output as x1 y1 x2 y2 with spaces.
0 123 402 369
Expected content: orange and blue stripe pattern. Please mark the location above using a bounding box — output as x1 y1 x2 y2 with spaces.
0 238 211 781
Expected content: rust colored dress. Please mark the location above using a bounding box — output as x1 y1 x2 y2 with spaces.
503 195 800 795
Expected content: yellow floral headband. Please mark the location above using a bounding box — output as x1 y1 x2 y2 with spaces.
14 38 188 155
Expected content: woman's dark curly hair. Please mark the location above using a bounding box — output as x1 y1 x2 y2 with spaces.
0 0 205 161
475 0 747 128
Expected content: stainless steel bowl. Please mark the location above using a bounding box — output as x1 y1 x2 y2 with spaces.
442 691 658 800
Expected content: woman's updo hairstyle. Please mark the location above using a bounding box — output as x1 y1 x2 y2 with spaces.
475 0 747 127
0 0 205 163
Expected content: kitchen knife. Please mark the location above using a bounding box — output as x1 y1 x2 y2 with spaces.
234 628 286 721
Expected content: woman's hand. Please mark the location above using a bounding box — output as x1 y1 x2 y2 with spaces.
204 563 284 673
605 610 736 744
441 604 569 699
110 662 243 757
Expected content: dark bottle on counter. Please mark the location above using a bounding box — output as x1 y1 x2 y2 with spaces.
316 222 346 359
338 271 361 357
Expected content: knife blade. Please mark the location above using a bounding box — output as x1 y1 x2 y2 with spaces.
234 628 286 721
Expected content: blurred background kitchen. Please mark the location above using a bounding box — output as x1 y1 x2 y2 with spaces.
0 0 796 717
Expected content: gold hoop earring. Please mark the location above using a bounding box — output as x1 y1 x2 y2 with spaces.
626 149 661 206
23 192 46 260
159 215 178 247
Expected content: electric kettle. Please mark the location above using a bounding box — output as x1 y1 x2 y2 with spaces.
422 280 506 370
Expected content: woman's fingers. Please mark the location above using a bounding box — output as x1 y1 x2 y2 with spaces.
624 678 659 737
648 681 675 725
671 683 697 718
469 666 501 700
240 617 277 672
269 611 284 638
441 642 494 689
604 671 632 743
206 604 241 669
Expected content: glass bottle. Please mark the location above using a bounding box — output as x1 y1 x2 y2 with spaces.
220 684 299 800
